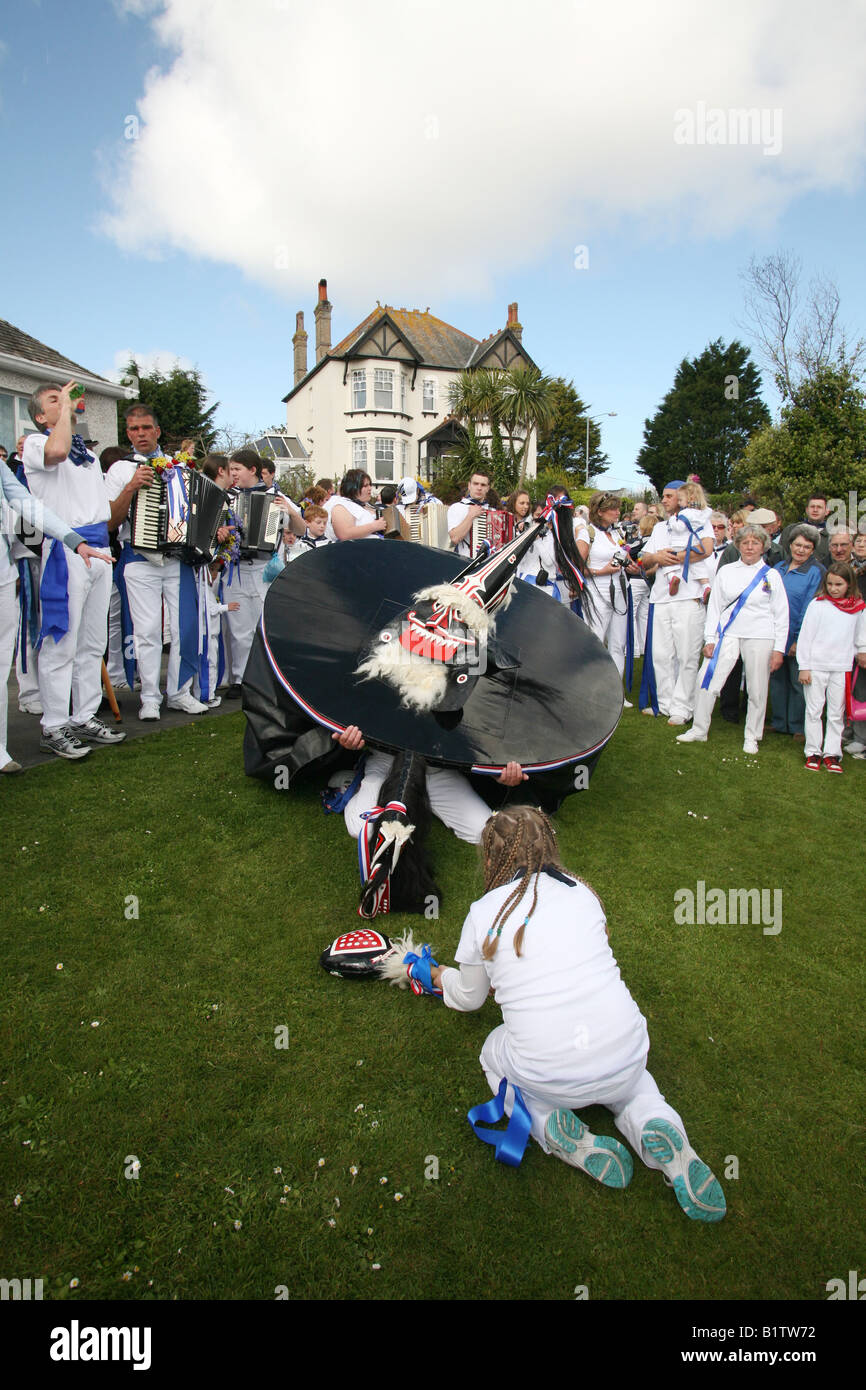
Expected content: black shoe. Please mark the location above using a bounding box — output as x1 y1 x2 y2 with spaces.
224 684 243 699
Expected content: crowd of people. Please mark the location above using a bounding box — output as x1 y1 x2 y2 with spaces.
2 387 865 780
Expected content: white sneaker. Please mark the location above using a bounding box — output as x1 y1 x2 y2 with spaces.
641 1118 725 1222
167 692 208 715
843 739 866 754
676 729 707 743
667 716 686 727
207 696 222 708
18 701 43 716
139 702 161 721
743 739 759 754
622 698 633 709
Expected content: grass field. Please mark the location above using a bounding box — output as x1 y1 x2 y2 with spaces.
1 697 864 1303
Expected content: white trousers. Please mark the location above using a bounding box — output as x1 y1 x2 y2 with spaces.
630 578 650 657
650 600 704 719
803 670 845 757
124 557 191 702
38 543 112 733
106 582 125 685
479 1024 685 1164
0 578 18 764
344 749 491 845
586 584 628 678
224 561 267 683
693 636 774 744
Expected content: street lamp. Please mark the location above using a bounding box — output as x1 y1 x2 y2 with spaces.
585 411 617 487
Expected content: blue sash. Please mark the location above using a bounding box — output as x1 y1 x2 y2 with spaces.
468 1077 532 1167
639 603 659 714
624 582 634 690
679 513 704 582
701 565 770 690
115 543 143 687
39 522 110 646
177 561 200 691
16 558 39 672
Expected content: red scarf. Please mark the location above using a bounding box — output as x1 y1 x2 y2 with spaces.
816 594 866 614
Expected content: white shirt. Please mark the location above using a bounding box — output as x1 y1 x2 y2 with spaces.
796 598 866 672
443 873 648 1093
704 558 789 648
325 494 380 542
23 433 110 530
447 497 486 557
645 514 714 604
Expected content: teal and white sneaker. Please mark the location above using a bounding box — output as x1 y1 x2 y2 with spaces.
544 1109 633 1188
641 1118 726 1222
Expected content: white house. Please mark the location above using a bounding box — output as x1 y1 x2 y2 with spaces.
283 280 539 485
0 319 126 455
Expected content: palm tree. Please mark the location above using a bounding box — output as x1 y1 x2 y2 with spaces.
448 365 555 493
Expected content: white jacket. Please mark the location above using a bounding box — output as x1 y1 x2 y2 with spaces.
796 598 866 673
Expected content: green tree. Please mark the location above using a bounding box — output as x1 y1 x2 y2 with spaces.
735 363 866 521
118 359 219 454
636 339 770 494
448 365 555 493
536 378 609 484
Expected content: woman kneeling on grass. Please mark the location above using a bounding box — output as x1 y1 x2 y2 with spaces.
429 806 726 1222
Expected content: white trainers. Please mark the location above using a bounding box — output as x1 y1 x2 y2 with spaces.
207 696 222 708
39 726 91 760
544 1109 633 1188
843 739 866 754
641 1118 726 1222
70 716 127 745
743 739 759 754
622 698 633 709
676 729 707 743
167 692 208 715
18 701 43 716
139 702 161 721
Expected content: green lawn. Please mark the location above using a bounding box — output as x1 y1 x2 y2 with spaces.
1 700 863 1302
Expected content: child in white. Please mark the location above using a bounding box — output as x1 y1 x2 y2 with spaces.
432 807 725 1221
199 570 239 707
797 563 866 768
666 483 714 596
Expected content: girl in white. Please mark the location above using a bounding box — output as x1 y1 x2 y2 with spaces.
797 563 866 773
325 470 386 542
585 492 634 703
677 523 789 754
665 482 714 596
431 807 725 1221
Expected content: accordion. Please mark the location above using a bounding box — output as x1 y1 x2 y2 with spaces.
233 490 284 558
470 508 515 557
129 465 226 564
381 503 451 550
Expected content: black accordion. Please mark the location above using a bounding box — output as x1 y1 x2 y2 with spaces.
232 489 284 559
129 464 226 564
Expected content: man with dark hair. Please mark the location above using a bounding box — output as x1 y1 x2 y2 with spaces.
781 492 831 564
105 403 207 718
315 477 335 499
448 468 492 557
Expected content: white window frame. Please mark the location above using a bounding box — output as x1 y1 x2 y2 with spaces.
352 369 366 410
374 368 394 411
400 373 406 412
375 437 395 480
422 378 436 412
352 437 367 469
401 441 408 472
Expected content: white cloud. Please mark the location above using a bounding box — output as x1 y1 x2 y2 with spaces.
106 347 196 382
103 0 866 309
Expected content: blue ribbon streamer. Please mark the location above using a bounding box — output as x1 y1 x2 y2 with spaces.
177 561 200 690
321 753 367 814
467 1077 532 1167
16 558 39 672
639 603 659 715
39 522 109 647
625 582 634 690
701 565 769 691
115 543 143 687
679 513 703 582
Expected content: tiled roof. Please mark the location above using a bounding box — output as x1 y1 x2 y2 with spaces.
0 317 113 384
331 306 481 369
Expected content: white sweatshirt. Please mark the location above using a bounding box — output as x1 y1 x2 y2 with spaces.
796 597 866 673
704 558 789 650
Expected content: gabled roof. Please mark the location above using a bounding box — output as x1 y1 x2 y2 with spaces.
0 317 115 385
284 304 536 403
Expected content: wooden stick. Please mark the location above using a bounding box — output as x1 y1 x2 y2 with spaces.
101 660 122 723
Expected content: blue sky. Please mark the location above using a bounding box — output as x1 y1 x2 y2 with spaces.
2 0 865 490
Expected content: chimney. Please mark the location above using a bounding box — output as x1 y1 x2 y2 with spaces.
293 310 308 386
314 277 332 363
507 301 522 342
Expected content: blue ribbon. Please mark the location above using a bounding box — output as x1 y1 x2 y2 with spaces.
17 558 39 671
639 603 659 715
467 1077 532 1167
625 582 634 690
701 565 770 691
403 943 442 996
321 753 367 814
39 522 109 647
115 543 143 687
679 513 703 582
177 561 200 690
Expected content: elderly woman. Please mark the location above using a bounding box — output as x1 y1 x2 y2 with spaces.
769 523 825 737
677 523 790 754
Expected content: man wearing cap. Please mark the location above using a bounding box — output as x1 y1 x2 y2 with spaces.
638 481 714 723
716 509 784 571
